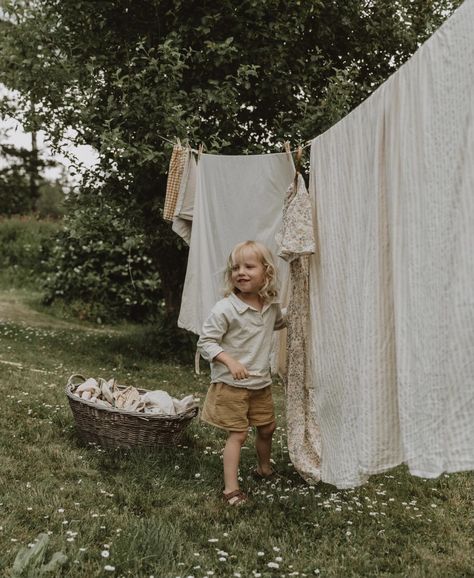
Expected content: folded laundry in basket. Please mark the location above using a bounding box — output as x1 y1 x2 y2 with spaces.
72 376 198 415
140 390 176 415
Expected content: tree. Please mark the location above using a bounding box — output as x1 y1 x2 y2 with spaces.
0 120 63 216
0 84 60 215
0 0 463 321
0 131 50 215
0 140 33 214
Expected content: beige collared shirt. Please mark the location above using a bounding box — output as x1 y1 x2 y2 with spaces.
197 292 286 390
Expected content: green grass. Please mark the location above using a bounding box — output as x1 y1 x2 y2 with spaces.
0 291 473 578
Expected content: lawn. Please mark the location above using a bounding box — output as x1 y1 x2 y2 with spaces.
0 289 473 578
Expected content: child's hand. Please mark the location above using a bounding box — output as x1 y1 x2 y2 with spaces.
214 352 249 380
228 360 250 381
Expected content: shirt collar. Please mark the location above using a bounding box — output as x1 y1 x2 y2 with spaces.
228 291 279 314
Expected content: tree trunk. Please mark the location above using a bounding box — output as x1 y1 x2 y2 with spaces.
29 102 40 207
154 237 189 321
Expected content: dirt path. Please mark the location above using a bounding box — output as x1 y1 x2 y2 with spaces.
0 290 116 334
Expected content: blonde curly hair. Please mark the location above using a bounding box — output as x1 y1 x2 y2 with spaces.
223 240 279 302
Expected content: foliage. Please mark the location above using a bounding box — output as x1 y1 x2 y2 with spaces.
0 142 37 215
0 215 61 288
11 533 67 577
0 134 63 217
43 182 164 323
0 0 464 321
35 178 65 219
0 297 473 577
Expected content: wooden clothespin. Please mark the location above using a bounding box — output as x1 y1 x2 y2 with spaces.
283 141 292 162
198 143 204 161
295 145 303 173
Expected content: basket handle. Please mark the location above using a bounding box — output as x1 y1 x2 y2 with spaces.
66 374 87 389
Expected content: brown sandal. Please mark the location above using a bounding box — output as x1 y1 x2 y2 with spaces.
223 489 248 506
251 467 278 480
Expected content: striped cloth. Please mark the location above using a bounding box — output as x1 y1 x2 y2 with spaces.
307 0 474 488
163 144 187 222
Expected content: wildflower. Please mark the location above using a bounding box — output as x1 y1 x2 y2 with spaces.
104 565 115 572
257 552 265 556
268 562 279 569
101 550 110 558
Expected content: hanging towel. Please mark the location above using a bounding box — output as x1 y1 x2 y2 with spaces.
178 152 294 377
308 0 474 488
163 143 187 222
172 150 198 244
276 173 321 483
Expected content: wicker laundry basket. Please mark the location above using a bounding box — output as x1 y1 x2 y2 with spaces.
65 374 198 449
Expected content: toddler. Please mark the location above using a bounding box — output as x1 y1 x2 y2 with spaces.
197 240 286 506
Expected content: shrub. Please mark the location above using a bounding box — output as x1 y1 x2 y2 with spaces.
36 181 65 219
43 192 164 323
0 215 62 288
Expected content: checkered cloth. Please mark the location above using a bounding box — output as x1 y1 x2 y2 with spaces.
163 144 187 221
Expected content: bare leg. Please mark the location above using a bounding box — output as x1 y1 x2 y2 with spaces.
223 430 248 494
255 421 276 476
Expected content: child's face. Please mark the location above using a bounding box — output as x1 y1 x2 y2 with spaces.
231 248 266 295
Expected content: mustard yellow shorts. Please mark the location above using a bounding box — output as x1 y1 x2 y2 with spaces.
200 382 275 432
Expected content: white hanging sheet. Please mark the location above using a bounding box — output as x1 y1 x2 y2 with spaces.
178 152 294 351
308 0 474 488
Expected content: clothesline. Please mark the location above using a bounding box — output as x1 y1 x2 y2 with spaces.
156 133 312 156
